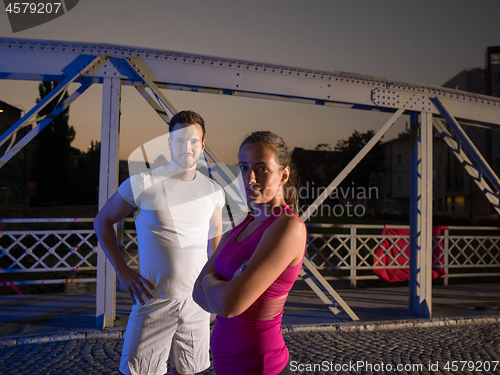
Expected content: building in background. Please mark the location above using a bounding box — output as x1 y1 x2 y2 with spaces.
486 45 500 97
439 45 500 219
442 67 486 95
484 46 500 188
378 132 493 220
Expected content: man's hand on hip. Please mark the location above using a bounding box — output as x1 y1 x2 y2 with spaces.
116 266 155 305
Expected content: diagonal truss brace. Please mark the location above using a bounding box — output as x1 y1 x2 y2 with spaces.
134 83 171 124
431 98 500 196
433 118 500 214
301 109 405 220
0 55 109 168
299 108 405 321
125 57 177 119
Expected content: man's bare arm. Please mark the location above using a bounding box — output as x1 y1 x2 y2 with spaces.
94 191 154 304
207 208 223 257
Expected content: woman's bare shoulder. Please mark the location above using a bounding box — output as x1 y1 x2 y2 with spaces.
266 212 307 240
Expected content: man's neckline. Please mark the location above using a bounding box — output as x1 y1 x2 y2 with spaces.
164 164 199 182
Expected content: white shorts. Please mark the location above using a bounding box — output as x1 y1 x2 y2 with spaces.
119 298 210 375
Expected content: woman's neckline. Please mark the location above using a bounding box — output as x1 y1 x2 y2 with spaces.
233 205 290 243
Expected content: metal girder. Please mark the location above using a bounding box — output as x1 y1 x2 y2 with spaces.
0 55 108 168
371 87 500 128
2 37 500 127
409 112 433 318
96 77 122 328
433 119 500 215
0 82 92 167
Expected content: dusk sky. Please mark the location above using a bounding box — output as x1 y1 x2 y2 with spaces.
1 0 499 163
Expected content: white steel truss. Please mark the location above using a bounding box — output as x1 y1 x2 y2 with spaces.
0 55 108 167
1 37 500 324
433 119 500 214
95 76 121 327
409 111 434 316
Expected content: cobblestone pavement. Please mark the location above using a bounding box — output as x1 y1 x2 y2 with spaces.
0 322 499 374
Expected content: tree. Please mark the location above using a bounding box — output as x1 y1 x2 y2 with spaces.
334 129 383 189
314 143 332 151
32 82 76 206
71 141 101 205
291 146 341 206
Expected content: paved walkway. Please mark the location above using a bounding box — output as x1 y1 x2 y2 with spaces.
0 283 499 374
1 321 499 374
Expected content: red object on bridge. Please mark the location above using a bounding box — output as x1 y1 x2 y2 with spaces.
373 225 447 282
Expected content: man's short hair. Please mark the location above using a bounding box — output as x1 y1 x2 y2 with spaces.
169 110 206 140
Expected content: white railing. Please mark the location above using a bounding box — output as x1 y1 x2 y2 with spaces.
0 219 499 291
0 218 138 291
306 224 500 288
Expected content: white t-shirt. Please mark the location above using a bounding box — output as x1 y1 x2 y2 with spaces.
118 166 225 299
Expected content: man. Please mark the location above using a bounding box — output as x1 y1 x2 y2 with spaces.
94 110 225 375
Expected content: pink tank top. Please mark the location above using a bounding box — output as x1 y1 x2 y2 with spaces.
211 205 304 375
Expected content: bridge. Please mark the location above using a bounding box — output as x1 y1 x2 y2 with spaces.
1 37 499 327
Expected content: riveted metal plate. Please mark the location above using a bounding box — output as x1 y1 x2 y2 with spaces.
372 89 434 112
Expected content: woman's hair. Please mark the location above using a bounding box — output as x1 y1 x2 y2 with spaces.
239 131 299 214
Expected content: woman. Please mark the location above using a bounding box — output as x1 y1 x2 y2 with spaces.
193 131 307 375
